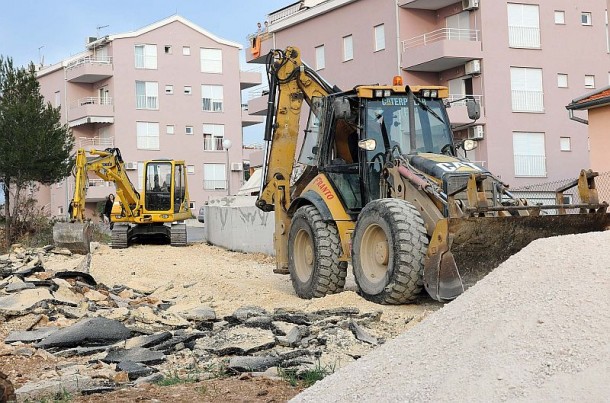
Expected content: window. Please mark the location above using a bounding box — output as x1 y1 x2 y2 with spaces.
184 86 192 95
582 12 592 26
203 124 225 150
374 24 385 51
585 75 596 88
201 85 223 112
204 163 226 190
513 132 546 177
164 45 172 54
185 126 194 135
560 137 571 151
507 4 541 48
343 35 353 61
165 85 173 95
135 81 158 110
510 67 544 112
554 10 565 24
187 165 195 174
315 45 325 70
183 46 191 55
134 44 157 69
54 91 60 107
557 74 568 88
166 125 175 135
200 48 223 73
446 11 470 39
136 122 159 150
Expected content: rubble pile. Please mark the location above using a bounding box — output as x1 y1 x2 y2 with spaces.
0 245 385 400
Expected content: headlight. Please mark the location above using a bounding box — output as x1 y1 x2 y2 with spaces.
383 90 392 97
430 90 438 98
422 89 431 98
375 89 383 98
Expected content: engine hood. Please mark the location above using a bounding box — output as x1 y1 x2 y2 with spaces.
407 153 489 180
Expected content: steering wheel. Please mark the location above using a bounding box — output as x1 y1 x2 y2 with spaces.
441 143 453 155
369 152 386 174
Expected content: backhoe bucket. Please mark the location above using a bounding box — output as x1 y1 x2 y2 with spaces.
423 212 610 301
53 222 93 255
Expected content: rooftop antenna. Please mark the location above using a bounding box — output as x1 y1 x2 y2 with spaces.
38 46 44 67
94 25 109 57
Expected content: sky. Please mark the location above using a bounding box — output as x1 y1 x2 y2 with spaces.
0 0 293 149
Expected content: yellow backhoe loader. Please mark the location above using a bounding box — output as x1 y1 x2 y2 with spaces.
53 147 191 253
256 47 610 303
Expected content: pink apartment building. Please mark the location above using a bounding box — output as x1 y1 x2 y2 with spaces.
36 16 262 220
247 0 610 187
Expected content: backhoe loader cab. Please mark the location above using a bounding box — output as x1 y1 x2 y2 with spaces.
257 47 610 304
53 148 191 253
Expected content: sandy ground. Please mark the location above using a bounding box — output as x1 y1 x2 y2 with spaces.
90 243 440 337
293 231 610 402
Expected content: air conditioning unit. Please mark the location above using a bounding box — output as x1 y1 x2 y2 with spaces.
124 162 137 170
462 0 479 11
86 36 98 44
465 59 481 75
468 125 484 140
231 162 243 171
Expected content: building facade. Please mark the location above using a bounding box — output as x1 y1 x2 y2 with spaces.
37 16 262 220
247 0 610 187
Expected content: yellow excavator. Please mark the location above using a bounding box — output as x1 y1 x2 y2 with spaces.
53 147 191 253
256 47 610 303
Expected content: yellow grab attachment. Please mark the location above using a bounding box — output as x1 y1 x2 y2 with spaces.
52 222 93 255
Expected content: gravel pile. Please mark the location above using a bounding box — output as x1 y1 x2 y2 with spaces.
293 231 610 402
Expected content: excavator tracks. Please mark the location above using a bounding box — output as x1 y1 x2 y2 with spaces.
111 224 129 249
171 223 187 247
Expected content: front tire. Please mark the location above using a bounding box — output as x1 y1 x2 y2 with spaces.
288 205 347 299
352 199 428 304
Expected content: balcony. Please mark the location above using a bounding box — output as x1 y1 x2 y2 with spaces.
241 104 264 127
514 155 547 178
66 56 113 83
402 28 482 72
246 87 270 116
446 94 486 126
84 179 114 202
68 97 114 128
399 0 460 10
240 69 263 90
77 136 114 149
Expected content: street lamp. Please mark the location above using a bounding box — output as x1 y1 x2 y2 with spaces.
222 139 232 195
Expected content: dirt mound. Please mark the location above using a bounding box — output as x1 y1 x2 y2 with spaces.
293 231 610 402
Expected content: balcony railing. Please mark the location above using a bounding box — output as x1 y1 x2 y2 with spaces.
77 136 114 149
203 137 225 151
447 94 483 106
511 90 544 112
268 2 302 24
248 87 269 100
66 56 113 70
70 97 113 109
136 95 158 110
204 180 227 190
402 28 480 51
508 26 541 48
514 154 547 177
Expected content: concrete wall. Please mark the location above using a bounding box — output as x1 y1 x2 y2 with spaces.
204 196 274 255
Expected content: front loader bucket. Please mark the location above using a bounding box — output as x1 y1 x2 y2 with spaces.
423 212 610 301
53 222 93 255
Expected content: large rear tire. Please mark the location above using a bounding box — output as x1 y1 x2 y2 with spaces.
352 199 428 304
288 205 347 299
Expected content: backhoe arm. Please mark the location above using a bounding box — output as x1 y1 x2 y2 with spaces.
255 47 334 272
71 148 141 221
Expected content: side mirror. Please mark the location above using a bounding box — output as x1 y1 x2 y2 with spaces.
333 98 353 120
358 139 377 151
466 99 481 120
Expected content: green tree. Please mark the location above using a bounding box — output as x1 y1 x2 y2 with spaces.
0 56 74 245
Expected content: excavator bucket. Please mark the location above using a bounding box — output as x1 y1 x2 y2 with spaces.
424 212 610 301
53 222 93 255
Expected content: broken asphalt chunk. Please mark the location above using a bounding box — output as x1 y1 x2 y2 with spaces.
35 317 131 349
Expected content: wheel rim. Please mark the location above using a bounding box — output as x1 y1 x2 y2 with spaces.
294 228 314 282
360 223 389 285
